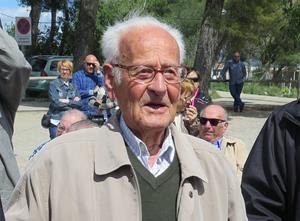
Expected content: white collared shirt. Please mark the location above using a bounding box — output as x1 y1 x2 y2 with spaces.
120 115 175 177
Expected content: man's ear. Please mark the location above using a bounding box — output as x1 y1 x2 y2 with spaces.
103 64 116 101
223 121 229 132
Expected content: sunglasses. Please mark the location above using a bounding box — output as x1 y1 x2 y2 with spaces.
188 78 198 82
86 62 96 67
199 117 226 126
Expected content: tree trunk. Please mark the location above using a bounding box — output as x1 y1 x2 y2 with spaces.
47 6 57 53
29 0 42 56
59 0 70 55
73 0 99 71
193 0 225 96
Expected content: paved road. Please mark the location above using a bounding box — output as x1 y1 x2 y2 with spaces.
214 91 295 152
12 92 296 173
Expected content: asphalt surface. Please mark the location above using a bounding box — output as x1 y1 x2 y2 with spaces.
13 91 296 173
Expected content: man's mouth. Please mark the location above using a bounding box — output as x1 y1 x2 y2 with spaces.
145 102 167 110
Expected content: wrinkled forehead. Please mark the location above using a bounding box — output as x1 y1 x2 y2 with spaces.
118 26 180 64
85 55 97 63
187 71 198 79
203 106 225 118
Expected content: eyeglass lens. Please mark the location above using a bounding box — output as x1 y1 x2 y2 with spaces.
199 117 224 126
86 62 95 67
188 78 198 82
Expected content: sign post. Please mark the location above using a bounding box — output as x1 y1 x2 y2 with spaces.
15 17 32 45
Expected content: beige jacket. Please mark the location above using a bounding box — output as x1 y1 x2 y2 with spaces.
6 114 247 221
221 136 248 182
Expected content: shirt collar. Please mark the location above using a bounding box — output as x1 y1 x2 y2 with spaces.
213 138 223 149
119 115 175 164
94 112 208 183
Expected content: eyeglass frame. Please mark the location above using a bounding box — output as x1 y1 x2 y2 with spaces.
199 117 226 126
85 62 96 68
57 122 66 132
111 63 187 84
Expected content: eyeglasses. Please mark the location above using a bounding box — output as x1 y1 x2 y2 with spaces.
86 62 96 67
61 68 70 72
199 117 226 126
112 64 187 84
188 78 198 83
57 123 66 132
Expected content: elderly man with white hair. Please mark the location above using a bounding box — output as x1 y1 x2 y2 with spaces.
6 16 247 221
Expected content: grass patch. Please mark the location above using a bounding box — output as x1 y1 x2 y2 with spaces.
210 82 297 98
209 89 222 99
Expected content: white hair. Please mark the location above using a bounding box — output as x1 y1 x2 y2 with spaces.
101 15 186 64
200 104 229 121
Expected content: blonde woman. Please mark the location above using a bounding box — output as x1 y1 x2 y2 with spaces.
47 60 81 139
174 79 199 135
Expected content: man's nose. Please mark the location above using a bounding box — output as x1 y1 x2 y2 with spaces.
147 72 167 93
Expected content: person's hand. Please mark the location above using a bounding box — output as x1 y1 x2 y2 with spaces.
93 85 100 94
73 96 80 102
184 105 198 124
59 98 69 103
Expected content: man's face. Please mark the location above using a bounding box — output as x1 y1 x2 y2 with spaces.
199 105 228 143
233 52 240 62
84 55 98 75
107 27 181 137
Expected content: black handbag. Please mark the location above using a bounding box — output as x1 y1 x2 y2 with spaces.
41 113 51 128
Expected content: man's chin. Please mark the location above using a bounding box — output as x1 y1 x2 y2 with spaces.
203 134 214 143
141 115 171 130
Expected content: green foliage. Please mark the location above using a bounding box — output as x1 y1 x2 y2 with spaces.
211 82 298 98
95 0 204 63
16 0 300 78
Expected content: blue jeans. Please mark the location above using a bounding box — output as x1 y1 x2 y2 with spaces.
49 126 57 140
229 83 244 108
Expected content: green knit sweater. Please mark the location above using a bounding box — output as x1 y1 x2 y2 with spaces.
127 147 181 221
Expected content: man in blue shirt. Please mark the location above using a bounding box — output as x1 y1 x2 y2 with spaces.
221 51 247 112
72 54 104 120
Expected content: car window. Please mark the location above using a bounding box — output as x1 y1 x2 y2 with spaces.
50 61 59 71
31 59 47 71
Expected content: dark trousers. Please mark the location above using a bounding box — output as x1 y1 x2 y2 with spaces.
49 125 57 140
229 83 244 108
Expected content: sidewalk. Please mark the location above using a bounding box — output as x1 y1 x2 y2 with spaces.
215 90 295 110
18 100 49 112
213 91 296 152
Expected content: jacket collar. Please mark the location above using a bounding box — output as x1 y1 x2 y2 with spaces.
94 111 208 183
282 99 300 127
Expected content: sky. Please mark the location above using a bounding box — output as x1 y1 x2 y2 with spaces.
0 0 52 31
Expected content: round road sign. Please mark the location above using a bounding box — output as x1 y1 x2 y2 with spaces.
17 18 31 35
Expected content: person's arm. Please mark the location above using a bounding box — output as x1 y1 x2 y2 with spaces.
235 140 248 182
0 28 31 124
241 114 286 221
242 63 247 81
72 72 94 99
220 61 229 80
48 81 70 111
5 159 50 221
